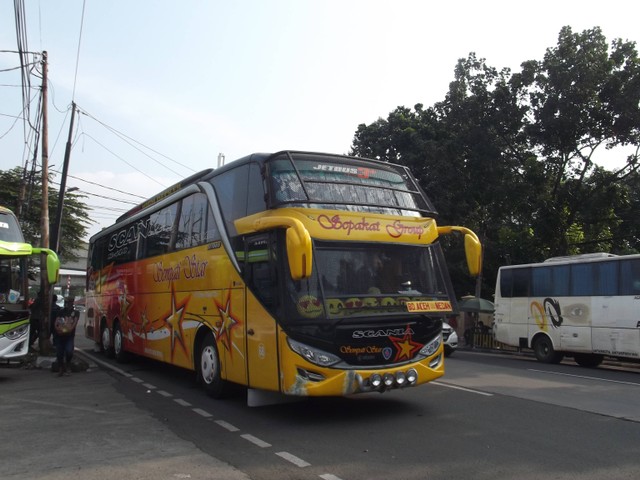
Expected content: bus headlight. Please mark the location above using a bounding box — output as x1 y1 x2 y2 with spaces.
4 324 29 340
418 334 442 357
287 338 341 367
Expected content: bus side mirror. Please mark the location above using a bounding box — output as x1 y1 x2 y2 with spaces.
286 224 312 281
33 248 61 284
46 251 61 284
437 225 482 277
464 233 482 277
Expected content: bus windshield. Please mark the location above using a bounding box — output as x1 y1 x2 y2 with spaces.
284 240 454 322
268 152 434 215
0 209 26 243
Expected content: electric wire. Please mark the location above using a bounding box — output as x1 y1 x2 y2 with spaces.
71 0 86 101
77 106 197 175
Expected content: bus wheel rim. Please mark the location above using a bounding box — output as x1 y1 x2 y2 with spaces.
101 327 110 350
201 345 217 384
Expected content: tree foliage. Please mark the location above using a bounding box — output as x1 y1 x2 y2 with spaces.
351 26 640 298
0 167 91 262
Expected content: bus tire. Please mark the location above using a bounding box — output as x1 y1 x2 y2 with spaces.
533 335 564 364
100 321 115 358
573 353 604 368
113 322 129 363
198 332 226 398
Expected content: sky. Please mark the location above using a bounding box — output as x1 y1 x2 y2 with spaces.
1 0 639 240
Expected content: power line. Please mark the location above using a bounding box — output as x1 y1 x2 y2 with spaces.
77 105 197 175
64 173 147 199
71 0 86 101
77 132 166 187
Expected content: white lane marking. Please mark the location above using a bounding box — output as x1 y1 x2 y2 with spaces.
174 398 192 407
142 383 156 390
157 390 173 397
529 369 640 387
241 434 271 448
131 377 144 383
215 420 240 432
432 381 493 396
193 408 213 418
320 475 345 480
276 451 311 467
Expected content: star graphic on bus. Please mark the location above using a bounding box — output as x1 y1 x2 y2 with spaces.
389 328 422 362
162 286 190 359
214 289 240 355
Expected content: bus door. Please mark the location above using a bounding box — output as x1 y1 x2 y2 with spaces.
243 233 280 391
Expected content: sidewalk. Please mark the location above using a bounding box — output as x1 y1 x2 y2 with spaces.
0 332 251 480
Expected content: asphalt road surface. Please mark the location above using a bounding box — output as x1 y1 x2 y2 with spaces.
81 347 640 480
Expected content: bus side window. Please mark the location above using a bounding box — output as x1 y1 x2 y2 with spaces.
511 268 530 297
620 259 640 295
246 234 277 308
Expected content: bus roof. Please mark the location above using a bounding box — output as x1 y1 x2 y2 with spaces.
116 150 425 222
499 252 640 270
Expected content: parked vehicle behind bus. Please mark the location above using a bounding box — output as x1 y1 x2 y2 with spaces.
85 151 481 402
493 253 640 367
0 206 60 360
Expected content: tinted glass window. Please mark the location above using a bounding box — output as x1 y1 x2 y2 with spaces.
570 264 594 296
210 164 250 237
499 269 513 298
620 258 640 295
247 162 267 216
512 268 530 297
175 193 211 250
531 267 551 297
595 261 617 296
144 203 178 258
0 210 24 242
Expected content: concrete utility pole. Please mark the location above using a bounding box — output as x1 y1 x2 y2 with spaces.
39 51 52 353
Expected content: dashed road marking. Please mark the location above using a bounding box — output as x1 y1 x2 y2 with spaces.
241 434 271 448
276 451 311 467
193 408 212 418
215 420 240 432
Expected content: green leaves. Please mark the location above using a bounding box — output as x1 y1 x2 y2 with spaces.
350 26 640 297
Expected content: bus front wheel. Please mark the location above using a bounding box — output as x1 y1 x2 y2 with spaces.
198 332 226 398
533 336 564 364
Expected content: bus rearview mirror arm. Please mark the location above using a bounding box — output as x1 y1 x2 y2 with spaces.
0 241 60 284
236 216 313 281
437 226 482 277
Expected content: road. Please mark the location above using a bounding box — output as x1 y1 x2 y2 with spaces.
81 347 640 480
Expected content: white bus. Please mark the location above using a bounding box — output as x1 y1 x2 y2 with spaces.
493 253 640 367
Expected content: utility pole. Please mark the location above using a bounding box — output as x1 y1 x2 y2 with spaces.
51 101 76 254
39 51 52 353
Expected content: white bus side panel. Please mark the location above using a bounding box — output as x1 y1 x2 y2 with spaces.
591 295 640 359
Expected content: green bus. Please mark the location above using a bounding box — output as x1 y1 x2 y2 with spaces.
0 206 60 360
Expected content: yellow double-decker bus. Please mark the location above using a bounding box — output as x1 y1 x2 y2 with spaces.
1 206 60 360
85 151 480 402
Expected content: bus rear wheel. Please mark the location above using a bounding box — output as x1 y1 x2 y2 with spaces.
198 332 226 398
573 353 604 368
533 335 564 364
113 322 129 363
100 321 114 358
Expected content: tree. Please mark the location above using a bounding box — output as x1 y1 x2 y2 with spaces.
350 26 640 298
0 167 91 261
